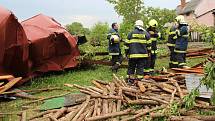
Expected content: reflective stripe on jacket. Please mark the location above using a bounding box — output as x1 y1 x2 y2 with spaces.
107 29 121 55
125 27 150 58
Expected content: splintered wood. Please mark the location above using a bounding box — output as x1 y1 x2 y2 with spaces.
28 74 214 121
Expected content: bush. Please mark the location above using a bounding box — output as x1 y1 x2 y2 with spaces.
89 22 109 46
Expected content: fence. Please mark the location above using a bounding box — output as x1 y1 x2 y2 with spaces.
190 31 202 42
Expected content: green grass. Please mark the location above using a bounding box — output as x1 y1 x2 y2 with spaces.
0 43 210 121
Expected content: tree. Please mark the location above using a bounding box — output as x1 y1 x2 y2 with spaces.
106 0 144 35
141 7 177 42
107 0 143 23
141 7 176 29
106 0 176 39
66 22 90 35
89 22 109 46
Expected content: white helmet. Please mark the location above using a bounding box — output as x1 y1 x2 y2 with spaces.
135 20 144 27
175 15 186 24
110 35 120 43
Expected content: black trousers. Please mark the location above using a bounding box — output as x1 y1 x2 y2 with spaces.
127 58 146 79
150 53 156 70
168 46 177 68
111 54 123 66
144 52 152 75
175 53 186 68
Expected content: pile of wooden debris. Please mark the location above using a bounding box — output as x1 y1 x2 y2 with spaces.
26 74 215 121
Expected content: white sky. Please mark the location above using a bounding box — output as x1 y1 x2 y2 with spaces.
0 0 188 28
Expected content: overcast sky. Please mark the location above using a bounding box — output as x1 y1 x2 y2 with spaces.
0 0 185 28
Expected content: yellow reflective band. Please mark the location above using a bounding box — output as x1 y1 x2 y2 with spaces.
150 38 157 41
179 63 186 66
149 69 154 72
132 34 145 39
129 54 148 58
147 47 152 50
173 36 177 39
126 39 147 44
107 32 118 36
171 61 179 65
109 53 120 55
144 69 150 72
174 50 186 53
147 39 152 44
137 75 144 79
167 43 175 47
169 31 176 35
176 30 180 36
125 39 129 43
182 35 189 38
111 32 117 35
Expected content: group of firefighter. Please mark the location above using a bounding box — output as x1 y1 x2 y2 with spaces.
107 15 190 84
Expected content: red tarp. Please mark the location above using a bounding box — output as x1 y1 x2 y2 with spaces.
22 14 80 73
0 6 30 76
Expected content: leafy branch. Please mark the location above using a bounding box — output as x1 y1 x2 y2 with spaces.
183 61 215 109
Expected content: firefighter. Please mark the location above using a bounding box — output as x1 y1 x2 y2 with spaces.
125 20 150 84
145 19 161 74
174 15 190 68
167 22 178 68
107 23 123 72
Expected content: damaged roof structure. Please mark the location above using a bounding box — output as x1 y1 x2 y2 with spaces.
0 6 30 76
22 14 80 73
0 6 80 88
176 0 215 26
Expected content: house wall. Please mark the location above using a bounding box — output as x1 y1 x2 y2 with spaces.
196 12 215 26
184 13 196 22
195 0 215 17
183 0 215 27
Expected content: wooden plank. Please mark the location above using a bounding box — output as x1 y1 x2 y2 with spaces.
0 82 4 87
171 68 203 74
0 75 14 80
0 77 22 94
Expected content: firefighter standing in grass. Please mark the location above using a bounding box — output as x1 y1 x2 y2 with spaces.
145 19 161 75
167 22 178 68
125 20 150 84
107 23 123 72
174 15 190 68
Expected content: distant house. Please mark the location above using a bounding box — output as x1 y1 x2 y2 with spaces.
176 0 215 27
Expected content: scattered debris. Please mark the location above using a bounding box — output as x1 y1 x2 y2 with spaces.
171 68 204 74
25 74 214 121
0 77 22 94
185 74 213 98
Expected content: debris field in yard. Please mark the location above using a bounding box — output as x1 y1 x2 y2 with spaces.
24 73 215 121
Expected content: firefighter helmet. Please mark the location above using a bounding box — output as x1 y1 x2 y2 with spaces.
175 15 185 24
135 20 144 27
149 19 158 28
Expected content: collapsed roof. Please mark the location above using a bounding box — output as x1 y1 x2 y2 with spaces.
22 14 80 73
0 6 30 76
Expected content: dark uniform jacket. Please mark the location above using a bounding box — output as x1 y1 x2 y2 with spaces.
175 24 189 53
167 25 177 47
125 27 150 58
107 29 121 55
147 27 160 54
